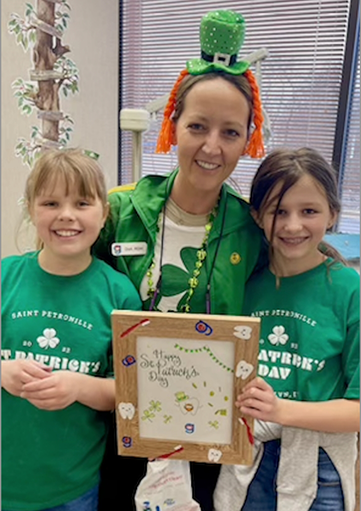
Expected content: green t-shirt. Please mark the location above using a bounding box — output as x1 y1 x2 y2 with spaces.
1 253 142 511
243 260 360 402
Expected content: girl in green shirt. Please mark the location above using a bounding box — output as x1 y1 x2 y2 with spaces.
218 147 359 511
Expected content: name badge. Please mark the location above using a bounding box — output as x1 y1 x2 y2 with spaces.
111 242 147 256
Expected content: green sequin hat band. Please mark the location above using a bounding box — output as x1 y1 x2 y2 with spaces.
186 10 250 76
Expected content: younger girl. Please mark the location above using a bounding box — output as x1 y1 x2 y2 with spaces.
215 147 359 511
1 149 141 511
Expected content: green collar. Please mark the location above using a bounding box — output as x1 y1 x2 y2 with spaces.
130 169 253 241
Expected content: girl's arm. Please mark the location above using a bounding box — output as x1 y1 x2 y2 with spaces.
20 370 115 412
73 373 115 411
237 377 359 433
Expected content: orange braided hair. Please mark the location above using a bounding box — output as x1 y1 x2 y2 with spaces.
156 69 189 154
243 69 265 158
156 67 265 158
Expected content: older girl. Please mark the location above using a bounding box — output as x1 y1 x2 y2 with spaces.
216 147 359 511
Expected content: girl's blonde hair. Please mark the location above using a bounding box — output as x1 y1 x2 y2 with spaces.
25 148 108 209
19 148 108 251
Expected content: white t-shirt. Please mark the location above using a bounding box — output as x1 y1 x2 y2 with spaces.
139 213 206 312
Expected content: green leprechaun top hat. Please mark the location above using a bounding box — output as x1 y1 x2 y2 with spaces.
187 10 250 76
156 9 265 158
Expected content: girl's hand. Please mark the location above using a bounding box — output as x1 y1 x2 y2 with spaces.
237 378 359 433
236 377 285 424
1 359 52 397
20 370 79 410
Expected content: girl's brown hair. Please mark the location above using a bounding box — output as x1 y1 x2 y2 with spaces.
156 69 264 158
250 147 346 265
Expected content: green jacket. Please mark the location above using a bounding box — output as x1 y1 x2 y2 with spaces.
94 170 263 315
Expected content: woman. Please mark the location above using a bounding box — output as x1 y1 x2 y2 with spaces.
95 10 266 510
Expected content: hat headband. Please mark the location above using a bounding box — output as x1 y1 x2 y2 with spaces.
186 10 249 76
156 10 265 159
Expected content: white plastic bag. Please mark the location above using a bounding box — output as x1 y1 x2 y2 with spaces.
134 459 201 511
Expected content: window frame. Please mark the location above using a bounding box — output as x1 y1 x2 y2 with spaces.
332 0 360 232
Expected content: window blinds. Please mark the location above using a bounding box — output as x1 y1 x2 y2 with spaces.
121 0 359 233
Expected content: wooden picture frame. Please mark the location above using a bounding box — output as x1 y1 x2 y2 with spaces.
112 310 260 465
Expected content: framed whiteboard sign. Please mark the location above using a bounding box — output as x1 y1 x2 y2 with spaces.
112 310 260 465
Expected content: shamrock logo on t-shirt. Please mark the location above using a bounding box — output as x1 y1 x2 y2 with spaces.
145 246 206 312
268 325 289 346
37 328 60 349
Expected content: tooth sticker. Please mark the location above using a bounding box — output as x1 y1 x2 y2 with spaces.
235 360 254 380
208 448 222 463
180 398 199 416
118 402 135 420
233 326 252 340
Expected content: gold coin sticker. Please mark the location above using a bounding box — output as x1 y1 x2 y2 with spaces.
230 252 241 265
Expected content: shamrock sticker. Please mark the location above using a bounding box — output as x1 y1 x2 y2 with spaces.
148 400 162 413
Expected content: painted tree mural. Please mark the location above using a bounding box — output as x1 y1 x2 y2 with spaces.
8 0 79 167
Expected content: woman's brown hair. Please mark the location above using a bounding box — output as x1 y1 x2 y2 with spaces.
156 69 264 158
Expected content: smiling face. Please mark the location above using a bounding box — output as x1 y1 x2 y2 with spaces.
30 177 108 274
258 174 337 275
172 77 250 212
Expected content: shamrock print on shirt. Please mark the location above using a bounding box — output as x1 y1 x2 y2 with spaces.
268 325 289 346
150 246 207 312
37 328 60 349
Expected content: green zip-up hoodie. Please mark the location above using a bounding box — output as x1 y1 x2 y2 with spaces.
94 170 263 315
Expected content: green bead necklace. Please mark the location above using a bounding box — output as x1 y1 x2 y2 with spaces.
147 202 218 313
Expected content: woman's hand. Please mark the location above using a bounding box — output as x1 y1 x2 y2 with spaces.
236 376 285 424
1 359 52 397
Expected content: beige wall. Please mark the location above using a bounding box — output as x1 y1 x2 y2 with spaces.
1 0 120 257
